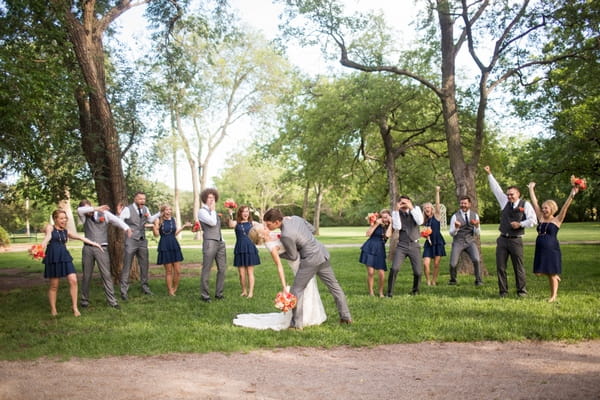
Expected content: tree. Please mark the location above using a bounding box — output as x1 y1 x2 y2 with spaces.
279 0 598 214
146 19 293 224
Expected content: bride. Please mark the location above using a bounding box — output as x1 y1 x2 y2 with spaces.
232 223 327 330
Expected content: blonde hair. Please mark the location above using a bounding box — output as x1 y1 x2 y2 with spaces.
158 204 171 226
248 224 265 245
542 200 558 215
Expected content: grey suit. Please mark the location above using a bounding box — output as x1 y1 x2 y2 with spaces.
279 216 351 328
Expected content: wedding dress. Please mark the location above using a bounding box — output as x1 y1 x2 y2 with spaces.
233 239 327 330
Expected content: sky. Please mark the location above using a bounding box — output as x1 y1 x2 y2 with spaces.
113 1 419 192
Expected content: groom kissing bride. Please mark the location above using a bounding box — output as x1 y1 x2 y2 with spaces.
263 209 353 329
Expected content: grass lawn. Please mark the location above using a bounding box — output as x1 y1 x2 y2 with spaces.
0 223 598 360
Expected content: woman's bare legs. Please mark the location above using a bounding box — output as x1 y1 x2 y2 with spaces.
48 278 59 316
238 266 248 297
67 273 80 317
172 262 181 295
423 257 432 285
367 266 375 296
164 263 174 296
432 256 441 286
247 266 255 298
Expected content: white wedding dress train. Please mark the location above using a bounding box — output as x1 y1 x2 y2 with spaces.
233 239 327 330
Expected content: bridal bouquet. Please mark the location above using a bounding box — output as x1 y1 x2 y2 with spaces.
224 199 238 210
366 212 379 225
274 291 297 312
28 244 45 260
570 175 587 190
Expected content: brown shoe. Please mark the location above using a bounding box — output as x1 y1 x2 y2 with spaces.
340 319 353 325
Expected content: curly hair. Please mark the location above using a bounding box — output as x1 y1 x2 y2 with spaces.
200 188 219 204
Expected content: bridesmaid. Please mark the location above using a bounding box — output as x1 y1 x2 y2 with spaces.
422 186 446 286
359 209 392 297
228 205 261 298
153 204 191 296
528 181 579 302
41 209 102 317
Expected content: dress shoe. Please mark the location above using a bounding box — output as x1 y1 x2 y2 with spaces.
80 302 89 308
340 319 353 325
201 297 211 303
475 281 483 286
499 292 507 298
517 292 527 298
110 304 121 310
121 294 128 301
448 280 457 286
142 289 153 296
215 295 225 300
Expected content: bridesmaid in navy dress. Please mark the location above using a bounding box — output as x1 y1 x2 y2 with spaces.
41 209 102 317
422 186 446 286
228 205 261 298
153 204 191 296
359 209 392 297
528 182 579 302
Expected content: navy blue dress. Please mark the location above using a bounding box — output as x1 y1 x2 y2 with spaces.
233 222 260 267
422 217 446 258
43 228 76 278
533 222 562 275
359 224 388 271
157 219 184 264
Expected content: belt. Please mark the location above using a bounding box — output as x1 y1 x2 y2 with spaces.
85 243 108 247
500 233 521 239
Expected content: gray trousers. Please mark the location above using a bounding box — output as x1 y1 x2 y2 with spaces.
81 245 117 306
200 239 227 299
121 238 150 295
388 240 422 295
496 236 527 295
291 259 351 328
449 239 482 283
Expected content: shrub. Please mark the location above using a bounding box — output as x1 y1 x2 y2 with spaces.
0 226 10 248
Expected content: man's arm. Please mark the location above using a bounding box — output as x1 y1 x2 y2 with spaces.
119 206 130 221
105 211 131 231
146 209 160 223
484 166 507 208
391 210 401 230
198 207 218 226
521 201 538 228
410 206 424 225
449 214 458 236
279 236 299 261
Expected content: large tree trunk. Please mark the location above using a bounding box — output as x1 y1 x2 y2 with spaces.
312 184 323 236
59 2 128 278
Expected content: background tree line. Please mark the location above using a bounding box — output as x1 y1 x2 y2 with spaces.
1 0 597 241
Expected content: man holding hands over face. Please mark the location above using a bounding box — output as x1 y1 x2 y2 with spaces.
387 196 424 296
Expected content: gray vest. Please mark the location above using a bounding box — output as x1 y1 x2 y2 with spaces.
499 199 525 236
399 211 420 242
200 207 222 241
453 210 478 242
83 212 108 244
125 204 147 240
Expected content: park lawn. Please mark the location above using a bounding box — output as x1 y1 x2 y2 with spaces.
0 239 598 360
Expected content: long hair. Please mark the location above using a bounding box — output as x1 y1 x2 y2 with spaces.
236 205 251 223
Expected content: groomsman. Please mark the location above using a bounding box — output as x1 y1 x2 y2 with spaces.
77 200 131 309
448 196 482 286
197 188 227 302
119 192 159 300
484 166 537 297
387 196 424 296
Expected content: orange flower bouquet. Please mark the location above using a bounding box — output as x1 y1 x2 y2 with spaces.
420 227 433 245
28 244 45 260
274 291 297 312
224 199 238 210
570 175 587 191
366 212 379 225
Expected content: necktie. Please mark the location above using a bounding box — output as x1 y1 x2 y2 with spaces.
464 212 469 226
138 207 143 218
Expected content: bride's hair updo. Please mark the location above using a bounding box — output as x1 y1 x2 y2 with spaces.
248 224 265 245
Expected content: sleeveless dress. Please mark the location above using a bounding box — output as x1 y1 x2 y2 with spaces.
359 224 388 270
233 238 327 330
233 222 261 267
43 228 76 278
533 222 562 275
157 219 184 264
422 217 446 258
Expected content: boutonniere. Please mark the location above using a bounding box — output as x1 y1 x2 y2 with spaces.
98 216 105 223
518 207 525 213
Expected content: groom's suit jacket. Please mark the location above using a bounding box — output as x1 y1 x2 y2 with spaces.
279 216 329 266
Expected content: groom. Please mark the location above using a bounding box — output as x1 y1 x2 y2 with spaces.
263 209 352 328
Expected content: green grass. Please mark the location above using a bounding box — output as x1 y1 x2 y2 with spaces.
1 227 599 360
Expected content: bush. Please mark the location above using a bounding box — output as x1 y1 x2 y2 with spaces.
0 226 10 248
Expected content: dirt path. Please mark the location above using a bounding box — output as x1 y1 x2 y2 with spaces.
1 341 599 400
